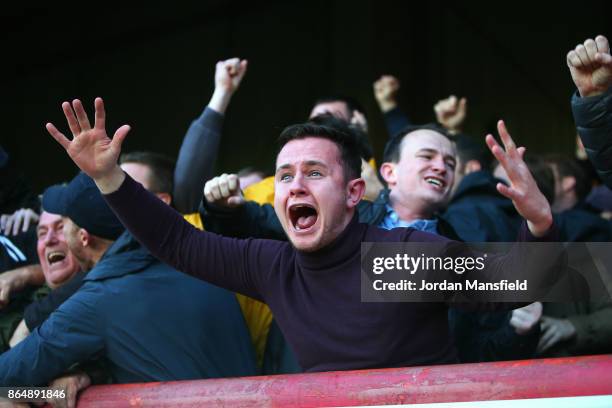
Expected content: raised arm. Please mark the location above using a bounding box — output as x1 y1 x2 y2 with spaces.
373 75 411 137
174 58 248 213
567 35 612 98
46 98 280 300
567 35 612 188
201 173 286 240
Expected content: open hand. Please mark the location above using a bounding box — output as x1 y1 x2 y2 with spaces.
485 120 552 236
0 208 39 236
46 98 129 192
537 316 576 354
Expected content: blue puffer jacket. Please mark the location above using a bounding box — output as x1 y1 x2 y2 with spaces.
572 88 612 189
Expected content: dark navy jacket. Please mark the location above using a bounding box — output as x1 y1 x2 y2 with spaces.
0 232 257 386
443 170 522 242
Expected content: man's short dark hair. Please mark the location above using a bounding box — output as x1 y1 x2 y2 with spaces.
119 151 175 195
278 116 363 181
544 154 590 202
383 123 454 163
454 133 493 172
309 113 373 162
525 154 555 205
313 95 367 119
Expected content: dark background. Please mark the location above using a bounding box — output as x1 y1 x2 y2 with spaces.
3 1 611 193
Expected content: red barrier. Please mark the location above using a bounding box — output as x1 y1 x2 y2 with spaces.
77 354 612 407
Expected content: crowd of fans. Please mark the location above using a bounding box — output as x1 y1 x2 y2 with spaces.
0 34 611 406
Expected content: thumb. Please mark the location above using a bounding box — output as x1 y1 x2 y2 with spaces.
0 288 9 307
227 195 246 207
111 125 131 151
595 52 612 67
77 374 91 389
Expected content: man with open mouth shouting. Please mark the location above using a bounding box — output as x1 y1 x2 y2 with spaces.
40 97 557 373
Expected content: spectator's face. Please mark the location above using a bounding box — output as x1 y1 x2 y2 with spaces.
274 137 356 252
36 211 79 288
384 131 456 212
121 162 172 205
309 101 351 122
61 217 89 271
121 162 152 190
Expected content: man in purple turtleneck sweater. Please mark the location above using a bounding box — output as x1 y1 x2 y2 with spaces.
46 98 556 372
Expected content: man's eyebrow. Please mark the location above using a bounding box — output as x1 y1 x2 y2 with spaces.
275 163 293 173
416 148 438 154
417 148 457 162
303 160 328 168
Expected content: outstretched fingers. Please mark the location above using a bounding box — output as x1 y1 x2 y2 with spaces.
485 134 509 170
72 99 91 131
46 122 71 150
496 120 517 153
496 181 520 202
62 102 81 136
94 97 106 130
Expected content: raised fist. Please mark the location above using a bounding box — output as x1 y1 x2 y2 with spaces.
204 173 246 208
434 95 467 134
567 35 612 97
215 58 248 95
373 75 400 112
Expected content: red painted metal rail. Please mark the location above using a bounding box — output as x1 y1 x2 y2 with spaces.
76 354 612 407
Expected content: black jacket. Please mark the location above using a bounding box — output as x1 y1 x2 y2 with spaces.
571 88 612 189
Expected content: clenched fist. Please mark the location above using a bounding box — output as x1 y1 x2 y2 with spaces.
204 173 246 208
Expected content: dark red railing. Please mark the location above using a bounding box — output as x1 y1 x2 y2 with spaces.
76 354 612 407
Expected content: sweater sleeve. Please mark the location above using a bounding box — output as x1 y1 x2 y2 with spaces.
383 106 412 138
200 200 287 240
173 107 224 214
104 175 283 301
571 88 612 189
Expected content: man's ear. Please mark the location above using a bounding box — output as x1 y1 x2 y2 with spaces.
561 176 576 194
346 178 366 208
379 162 397 186
464 160 482 175
78 228 90 248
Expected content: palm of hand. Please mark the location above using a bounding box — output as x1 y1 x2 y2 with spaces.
67 127 117 179
46 98 130 181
